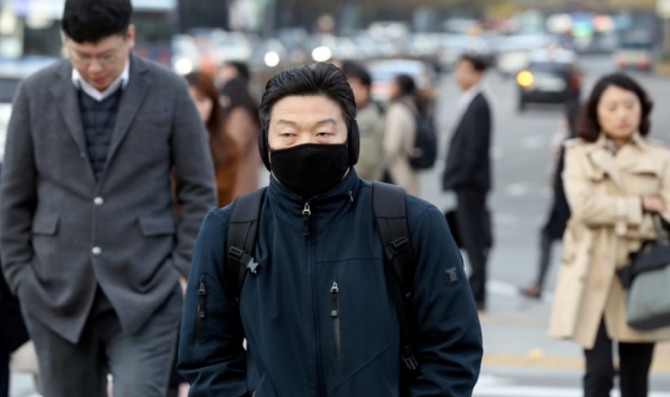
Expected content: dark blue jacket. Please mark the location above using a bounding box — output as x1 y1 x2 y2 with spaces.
178 170 482 396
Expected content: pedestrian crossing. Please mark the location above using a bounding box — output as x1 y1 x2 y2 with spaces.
474 375 670 397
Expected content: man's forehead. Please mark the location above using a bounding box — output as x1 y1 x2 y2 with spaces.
270 95 343 115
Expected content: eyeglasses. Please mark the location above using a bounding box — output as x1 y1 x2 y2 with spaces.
68 44 124 67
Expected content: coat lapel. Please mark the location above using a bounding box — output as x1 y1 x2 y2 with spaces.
50 62 87 156
587 147 623 188
105 54 150 170
618 134 658 175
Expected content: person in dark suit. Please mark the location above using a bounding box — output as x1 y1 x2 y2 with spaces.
0 1 216 396
442 53 492 310
520 97 580 299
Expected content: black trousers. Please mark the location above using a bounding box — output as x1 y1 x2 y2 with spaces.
584 320 655 397
0 293 30 397
534 232 556 291
455 189 489 303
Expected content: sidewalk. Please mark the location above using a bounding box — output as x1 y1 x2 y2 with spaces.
481 280 670 374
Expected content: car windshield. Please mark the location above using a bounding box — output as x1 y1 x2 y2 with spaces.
528 60 573 72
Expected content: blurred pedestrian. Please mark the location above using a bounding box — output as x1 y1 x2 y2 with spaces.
520 97 580 299
220 74 262 197
442 53 493 310
215 60 251 91
340 60 385 181
177 62 482 396
549 72 670 397
186 71 241 207
1 166 30 397
384 73 419 194
0 1 216 396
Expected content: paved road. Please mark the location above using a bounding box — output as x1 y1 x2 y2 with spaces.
10 55 670 396
420 54 670 396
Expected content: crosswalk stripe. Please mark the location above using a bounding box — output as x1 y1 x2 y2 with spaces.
474 384 670 397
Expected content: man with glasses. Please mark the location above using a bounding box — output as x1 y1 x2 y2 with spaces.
0 0 215 396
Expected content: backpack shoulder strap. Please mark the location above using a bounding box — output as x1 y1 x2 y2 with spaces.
372 181 418 370
226 187 267 306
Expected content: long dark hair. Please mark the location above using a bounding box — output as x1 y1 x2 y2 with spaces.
185 71 237 166
577 72 653 142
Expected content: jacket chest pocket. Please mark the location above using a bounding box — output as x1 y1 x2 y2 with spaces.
621 170 661 195
319 258 397 388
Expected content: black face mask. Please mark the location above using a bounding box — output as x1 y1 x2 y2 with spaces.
270 143 349 199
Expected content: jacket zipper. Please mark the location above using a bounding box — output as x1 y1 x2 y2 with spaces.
194 277 206 347
302 201 311 235
330 280 341 359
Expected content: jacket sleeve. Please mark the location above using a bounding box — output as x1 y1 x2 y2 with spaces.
354 106 384 181
0 81 37 295
408 204 483 396
177 209 248 396
170 80 217 276
562 145 643 228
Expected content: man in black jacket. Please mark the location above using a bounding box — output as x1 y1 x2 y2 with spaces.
442 54 493 310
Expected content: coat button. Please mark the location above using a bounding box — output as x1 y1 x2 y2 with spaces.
92 246 102 256
94 197 104 206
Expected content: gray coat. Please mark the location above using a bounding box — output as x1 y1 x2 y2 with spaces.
0 53 216 343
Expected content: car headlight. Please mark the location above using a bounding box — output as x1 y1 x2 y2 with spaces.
311 46 332 62
264 51 280 68
173 58 194 75
516 70 534 87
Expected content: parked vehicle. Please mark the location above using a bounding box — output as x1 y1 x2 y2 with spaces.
515 47 581 111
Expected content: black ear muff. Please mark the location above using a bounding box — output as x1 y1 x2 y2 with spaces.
258 128 271 171
348 120 360 166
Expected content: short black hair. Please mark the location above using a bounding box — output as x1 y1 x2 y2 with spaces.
62 0 133 43
223 61 251 83
258 63 358 170
340 60 372 87
577 72 653 142
394 74 417 97
459 53 488 73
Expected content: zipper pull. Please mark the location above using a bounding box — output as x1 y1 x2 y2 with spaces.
197 281 206 319
330 281 339 318
302 201 311 235
348 190 354 203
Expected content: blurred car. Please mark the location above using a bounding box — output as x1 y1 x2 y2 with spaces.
0 75 22 162
614 42 656 72
495 33 551 77
249 38 287 69
436 34 491 71
171 34 201 75
515 47 581 111
366 58 436 104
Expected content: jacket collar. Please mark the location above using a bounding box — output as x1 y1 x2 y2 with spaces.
586 132 657 188
267 168 361 229
51 53 150 182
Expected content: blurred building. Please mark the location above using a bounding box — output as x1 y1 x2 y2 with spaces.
178 0 229 32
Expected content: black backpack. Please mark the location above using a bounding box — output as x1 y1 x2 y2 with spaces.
409 111 437 170
225 182 419 372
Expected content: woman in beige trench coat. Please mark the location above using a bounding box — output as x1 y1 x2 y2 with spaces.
549 73 670 397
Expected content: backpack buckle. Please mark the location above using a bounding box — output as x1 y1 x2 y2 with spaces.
228 246 253 267
391 237 410 253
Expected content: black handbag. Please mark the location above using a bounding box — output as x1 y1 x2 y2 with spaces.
617 216 670 330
